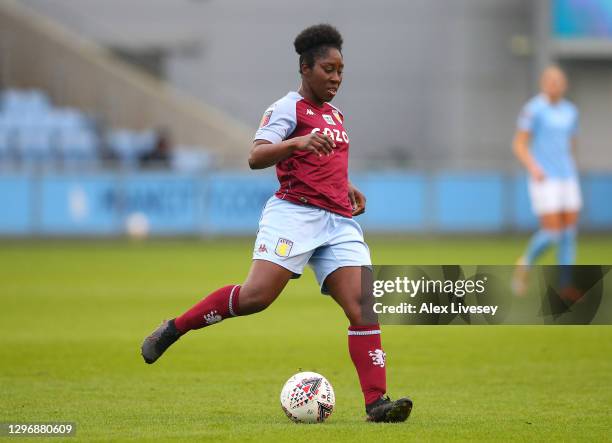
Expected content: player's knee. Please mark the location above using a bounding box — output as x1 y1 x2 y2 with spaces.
341 293 379 326
545 229 562 243
343 303 365 326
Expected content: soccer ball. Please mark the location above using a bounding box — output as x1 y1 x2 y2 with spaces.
280 371 335 423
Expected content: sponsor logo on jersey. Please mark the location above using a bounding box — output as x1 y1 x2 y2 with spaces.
259 109 273 128
257 243 268 254
311 127 349 143
275 238 293 257
322 114 336 125
306 108 315 116
332 109 342 123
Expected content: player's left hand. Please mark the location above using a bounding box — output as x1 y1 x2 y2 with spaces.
348 183 366 216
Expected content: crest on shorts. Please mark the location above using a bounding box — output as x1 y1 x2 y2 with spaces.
275 238 293 257
259 108 273 128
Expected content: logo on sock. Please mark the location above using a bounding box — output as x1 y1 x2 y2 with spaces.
204 310 222 325
369 349 386 367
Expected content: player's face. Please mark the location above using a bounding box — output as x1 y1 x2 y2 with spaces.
303 48 343 103
541 68 567 101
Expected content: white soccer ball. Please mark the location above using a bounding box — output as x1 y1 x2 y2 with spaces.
125 212 150 239
280 371 335 423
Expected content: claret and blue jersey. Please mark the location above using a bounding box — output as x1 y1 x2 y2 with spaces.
517 94 579 179
254 91 352 217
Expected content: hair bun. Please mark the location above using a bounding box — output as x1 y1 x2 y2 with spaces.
294 24 343 55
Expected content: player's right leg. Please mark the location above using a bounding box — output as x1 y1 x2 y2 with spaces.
513 213 563 295
141 260 293 364
522 213 563 264
513 179 564 295
324 266 412 423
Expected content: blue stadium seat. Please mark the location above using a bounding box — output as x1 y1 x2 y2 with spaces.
2 89 161 171
171 146 215 172
46 108 91 132
107 129 156 169
0 89 51 114
0 129 16 166
57 129 99 169
16 128 55 169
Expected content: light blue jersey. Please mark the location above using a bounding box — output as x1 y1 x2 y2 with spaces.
517 94 579 178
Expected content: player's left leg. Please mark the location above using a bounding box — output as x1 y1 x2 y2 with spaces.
141 260 294 364
558 211 579 265
556 177 582 265
324 266 412 423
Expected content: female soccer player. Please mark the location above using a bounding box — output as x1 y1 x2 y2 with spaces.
513 65 581 293
141 24 412 423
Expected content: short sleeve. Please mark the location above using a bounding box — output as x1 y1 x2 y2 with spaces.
517 102 535 132
253 97 297 144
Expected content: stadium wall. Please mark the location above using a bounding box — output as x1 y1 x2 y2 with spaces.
1 171 611 236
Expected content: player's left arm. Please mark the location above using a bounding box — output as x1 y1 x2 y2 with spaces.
571 106 579 163
348 181 366 216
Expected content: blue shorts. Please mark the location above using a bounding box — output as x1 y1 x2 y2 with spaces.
252 196 371 294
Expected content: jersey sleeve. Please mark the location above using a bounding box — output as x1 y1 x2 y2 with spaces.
517 101 536 132
253 97 297 144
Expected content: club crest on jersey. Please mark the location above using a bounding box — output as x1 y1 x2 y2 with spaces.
259 109 273 128
332 109 342 123
275 238 293 257
322 114 336 125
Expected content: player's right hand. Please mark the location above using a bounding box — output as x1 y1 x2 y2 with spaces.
529 165 546 182
292 132 335 157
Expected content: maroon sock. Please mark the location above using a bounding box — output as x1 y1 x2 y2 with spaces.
348 324 387 406
174 285 241 334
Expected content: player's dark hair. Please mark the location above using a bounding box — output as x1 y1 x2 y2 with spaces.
294 24 343 74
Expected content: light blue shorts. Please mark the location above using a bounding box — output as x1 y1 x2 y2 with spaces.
252 196 371 294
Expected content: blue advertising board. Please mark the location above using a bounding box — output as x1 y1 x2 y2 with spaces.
0 171 610 235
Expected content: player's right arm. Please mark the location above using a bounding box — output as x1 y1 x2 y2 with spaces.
250 96 333 169
514 100 545 181
513 130 545 181
249 134 335 169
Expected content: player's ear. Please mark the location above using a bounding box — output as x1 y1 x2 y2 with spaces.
299 62 311 76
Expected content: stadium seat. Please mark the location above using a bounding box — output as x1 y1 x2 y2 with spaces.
1 88 162 171
57 129 100 169
171 146 215 172
0 129 16 167
107 129 156 169
0 89 51 114
47 108 91 132
15 128 55 169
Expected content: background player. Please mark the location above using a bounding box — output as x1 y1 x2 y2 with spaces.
513 65 581 293
141 24 412 423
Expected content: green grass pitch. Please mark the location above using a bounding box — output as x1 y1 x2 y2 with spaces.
1 235 611 441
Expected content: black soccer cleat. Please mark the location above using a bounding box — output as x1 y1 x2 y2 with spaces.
366 396 413 423
141 319 181 364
